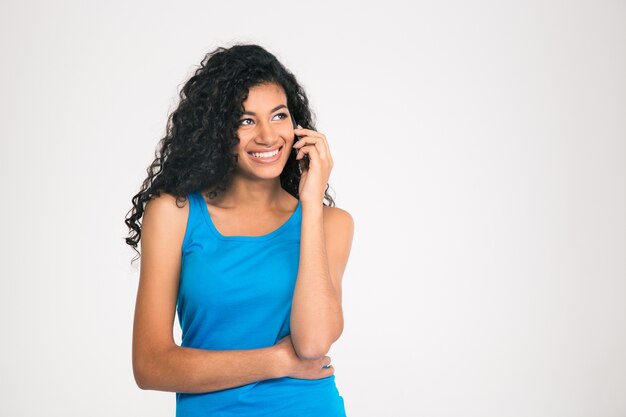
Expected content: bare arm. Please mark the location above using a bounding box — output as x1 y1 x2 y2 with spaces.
289 203 354 360
132 193 283 393
134 344 283 393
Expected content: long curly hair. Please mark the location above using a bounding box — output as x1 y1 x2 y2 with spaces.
124 43 335 266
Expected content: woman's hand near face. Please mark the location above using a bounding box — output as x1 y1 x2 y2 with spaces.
292 125 334 205
272 335 335 380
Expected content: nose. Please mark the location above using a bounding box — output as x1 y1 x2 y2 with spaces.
254 120 279 147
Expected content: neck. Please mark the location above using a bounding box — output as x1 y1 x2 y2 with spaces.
212 175 285 209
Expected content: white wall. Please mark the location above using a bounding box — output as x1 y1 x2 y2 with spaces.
0 0 624 416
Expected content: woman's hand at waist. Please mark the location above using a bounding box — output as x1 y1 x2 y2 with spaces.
272 334 335 380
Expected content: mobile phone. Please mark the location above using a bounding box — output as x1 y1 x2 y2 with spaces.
291 115 310 172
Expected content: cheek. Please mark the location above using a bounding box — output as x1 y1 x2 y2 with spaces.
234 138 249 152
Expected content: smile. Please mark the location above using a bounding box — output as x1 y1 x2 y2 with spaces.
247 146 283 164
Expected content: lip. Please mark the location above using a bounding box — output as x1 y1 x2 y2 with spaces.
248 145 282 153
247 145 284 164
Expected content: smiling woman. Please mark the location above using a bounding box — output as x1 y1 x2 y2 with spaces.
236 87 293 170
123 43 353 417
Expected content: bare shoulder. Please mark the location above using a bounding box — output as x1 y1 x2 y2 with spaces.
141 192 190 248
144 192 189 218
322 205 355 244
144 192 189 214
322 205 355 229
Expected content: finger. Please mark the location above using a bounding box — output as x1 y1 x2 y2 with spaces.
296 144 320 167
296 144 310 159
296 148 311 172
317 132 333 164
293 127 324 142
293 136 320 149
305 130 330 161
296 129 331 160
295 134 331 163
295 138 329 163
294 126 317 136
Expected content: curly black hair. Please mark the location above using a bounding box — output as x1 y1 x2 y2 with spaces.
124 43 335 266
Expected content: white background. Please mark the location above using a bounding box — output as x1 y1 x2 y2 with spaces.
1 1 625 416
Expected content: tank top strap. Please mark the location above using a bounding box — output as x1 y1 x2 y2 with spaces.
181 191 205 252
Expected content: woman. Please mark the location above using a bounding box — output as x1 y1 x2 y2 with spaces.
124 43 354 416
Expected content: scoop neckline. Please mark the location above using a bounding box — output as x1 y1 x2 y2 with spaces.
194 191 301 242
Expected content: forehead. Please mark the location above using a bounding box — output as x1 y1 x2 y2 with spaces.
242 83 287 110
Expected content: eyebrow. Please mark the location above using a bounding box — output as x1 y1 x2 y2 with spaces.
242 104 288 116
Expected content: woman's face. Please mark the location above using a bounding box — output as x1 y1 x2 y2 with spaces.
234 83 296 179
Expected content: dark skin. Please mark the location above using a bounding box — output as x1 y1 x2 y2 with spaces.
132 82 353 393
204 82 353 359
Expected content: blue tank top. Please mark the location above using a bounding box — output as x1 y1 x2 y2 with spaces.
176 191 347 417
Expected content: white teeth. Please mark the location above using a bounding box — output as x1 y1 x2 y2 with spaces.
250 148 279 158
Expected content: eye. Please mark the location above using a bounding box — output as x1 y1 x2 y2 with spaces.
238 112 289 126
